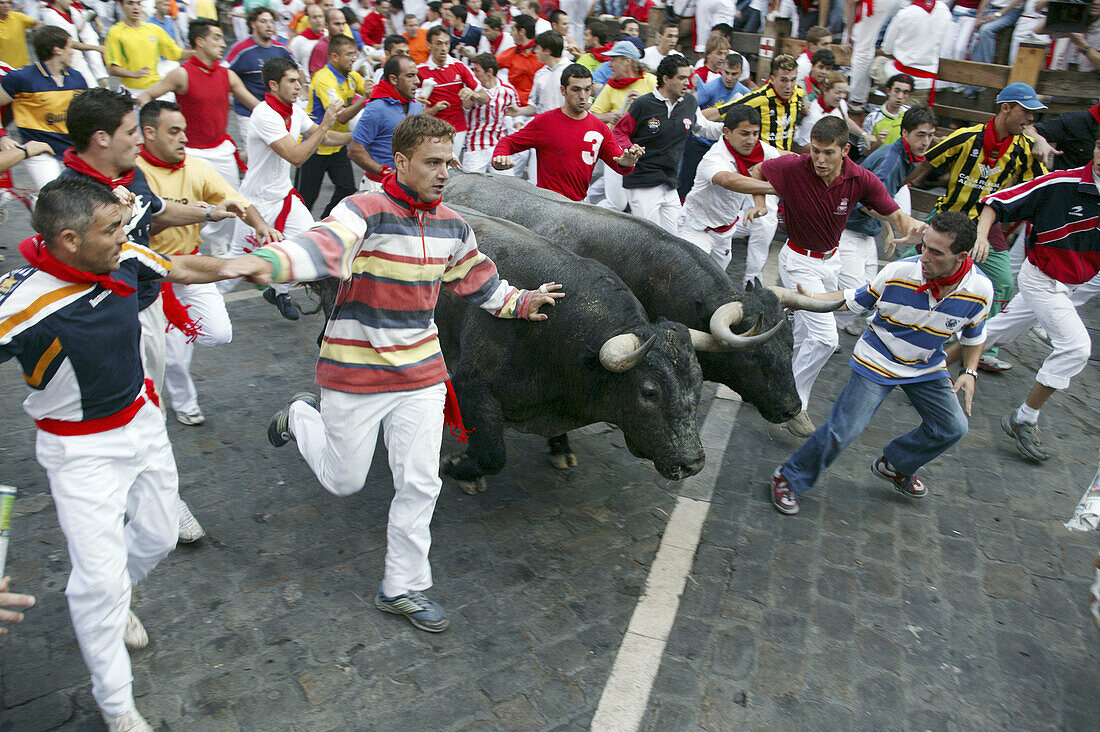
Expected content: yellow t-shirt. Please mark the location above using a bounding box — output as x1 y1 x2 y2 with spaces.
195 0 217 19
137 154 250 255
0 12 36 69
307 63 367 155
105 21 183 90
591 73 657 117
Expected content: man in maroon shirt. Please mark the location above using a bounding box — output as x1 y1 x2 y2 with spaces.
491 64 643 200
753 116 924 436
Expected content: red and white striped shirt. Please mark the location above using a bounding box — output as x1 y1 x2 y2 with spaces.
465 79 519 152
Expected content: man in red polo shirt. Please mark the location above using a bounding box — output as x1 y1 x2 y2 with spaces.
753 116 924 436
495 14 541 105
418 24 488 157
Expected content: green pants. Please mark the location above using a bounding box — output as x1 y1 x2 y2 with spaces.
899 244 1013 356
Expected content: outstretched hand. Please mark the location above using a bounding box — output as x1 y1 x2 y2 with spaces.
220 254 274 285
0 577 35 635
952 372 976 417
526 282 564 321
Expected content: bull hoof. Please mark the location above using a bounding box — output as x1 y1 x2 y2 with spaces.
548 453 579 470
476 476 488 492
458 479 479 495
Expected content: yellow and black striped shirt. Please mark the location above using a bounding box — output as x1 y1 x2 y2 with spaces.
924 122 1046 219
715 83 805 151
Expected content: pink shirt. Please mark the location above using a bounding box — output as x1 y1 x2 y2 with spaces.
761 154 899 252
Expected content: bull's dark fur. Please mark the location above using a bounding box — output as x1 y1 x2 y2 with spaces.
306 207 707 484
443 171 801 423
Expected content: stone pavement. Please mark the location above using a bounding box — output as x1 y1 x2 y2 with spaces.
1 174 1099 731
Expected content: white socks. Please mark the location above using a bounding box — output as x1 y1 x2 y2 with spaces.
1016 403 1041 425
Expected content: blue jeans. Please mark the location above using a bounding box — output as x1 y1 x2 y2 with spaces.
782 370 968 495
970 6 1024 64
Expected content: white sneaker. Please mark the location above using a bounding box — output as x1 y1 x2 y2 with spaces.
784 411 815 438
978 353 1013 372
103 708 153 732
177 499 206 544
175 407 205 426
124 610 148 650
1031 324 1051 346
841 321 865 336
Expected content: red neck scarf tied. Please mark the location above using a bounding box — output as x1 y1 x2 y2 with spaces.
369 77 413 104
902 137 925 165
915 255 973 300
300 27 323 40
912 0 936 11
382 171 440 211
264 92 295 131
981 118 1013 165
590 42 614 62
18 235 136 296
607 75 642 89
724 137 764 176
62 148 135 187
1089 103 1100 125
139 146 185 171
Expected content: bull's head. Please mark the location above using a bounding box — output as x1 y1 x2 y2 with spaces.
593 323 705 480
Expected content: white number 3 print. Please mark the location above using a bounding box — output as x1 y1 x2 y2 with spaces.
581 130 602 165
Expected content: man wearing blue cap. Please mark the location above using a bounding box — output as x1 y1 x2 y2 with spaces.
907 81 1047 372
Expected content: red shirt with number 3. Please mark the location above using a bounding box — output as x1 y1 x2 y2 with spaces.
491 109 635 201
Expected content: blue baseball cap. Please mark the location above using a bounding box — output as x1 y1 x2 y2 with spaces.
995 82 1047 111
605 40 641 61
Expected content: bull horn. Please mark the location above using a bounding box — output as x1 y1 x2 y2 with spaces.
708 302 786 349
768 285 847 313
599 333 657 372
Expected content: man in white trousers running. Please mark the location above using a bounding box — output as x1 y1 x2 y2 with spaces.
225 114 564 634
0 176 256 732
844 0 902 108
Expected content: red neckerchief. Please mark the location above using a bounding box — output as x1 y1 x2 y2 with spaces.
264 92 295 131
369 77 413 103
139 146 185 171
817 96 834 113
912 0 935 11
607 75 642 89
49 5 73 23
902 137 925 164
1089 103 1100 124
805 74 820 97
981 118 1013 165
724 137 764 175
489 34 504 53
185 55 218 74
300 27 323 40
382 171 439 211
62 148 135 187
514 39 536 52
18 235 136 296
915 254 973 300
590 42 614 62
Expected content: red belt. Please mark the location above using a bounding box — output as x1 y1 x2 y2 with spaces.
787 241 837 259
36 379 160 436
706 218 739 233
892 61 938 105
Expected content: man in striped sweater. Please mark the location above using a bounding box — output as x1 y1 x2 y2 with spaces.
222 115 564 634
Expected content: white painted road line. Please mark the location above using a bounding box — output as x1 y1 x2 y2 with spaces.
590 386 743 732
222 288 263 303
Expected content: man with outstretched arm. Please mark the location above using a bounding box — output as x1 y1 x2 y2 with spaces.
769 212 992 516
222 115 564 635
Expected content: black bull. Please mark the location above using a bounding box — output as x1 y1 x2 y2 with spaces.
443 170 803 423
305 208 708 491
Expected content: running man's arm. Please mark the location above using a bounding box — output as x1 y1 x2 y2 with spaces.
228 70 261 111
135 66 188 106
165 252 245 283
268 102 345 167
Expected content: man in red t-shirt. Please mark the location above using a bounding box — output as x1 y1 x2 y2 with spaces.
418 25 489 157
495 14 542 105
753 116 924 437
491 63 644 201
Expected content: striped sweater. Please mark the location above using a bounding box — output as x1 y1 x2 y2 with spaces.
252 188 536 394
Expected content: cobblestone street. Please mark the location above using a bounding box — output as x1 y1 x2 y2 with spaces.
1 171 1099 731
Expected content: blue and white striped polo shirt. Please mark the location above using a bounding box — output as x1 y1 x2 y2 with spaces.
844 257 993 385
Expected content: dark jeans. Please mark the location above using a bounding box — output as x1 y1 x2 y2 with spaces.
678 136 712 200
295 147 357 218
782 370 968 495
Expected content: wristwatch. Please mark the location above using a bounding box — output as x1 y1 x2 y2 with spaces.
962 368 978 380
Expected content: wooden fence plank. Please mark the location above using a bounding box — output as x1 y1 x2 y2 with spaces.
1037 68 1100 98
936 59 1010 90
932 104 994 124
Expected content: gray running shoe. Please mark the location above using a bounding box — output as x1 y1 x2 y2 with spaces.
1001 412 1049 461
375 590 449 633
267 392 319 447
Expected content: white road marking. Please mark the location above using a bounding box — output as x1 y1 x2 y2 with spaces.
591 385 743 732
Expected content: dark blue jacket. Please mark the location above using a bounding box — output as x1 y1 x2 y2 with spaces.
846 137 915 237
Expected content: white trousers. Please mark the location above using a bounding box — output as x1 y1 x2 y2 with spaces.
626 184 681 233
679 224 733 270
848 0 902 104
138 294 168 398
36 402 179 717
24 153 63 193
452 130 467 159
461 146 516 175
983 259 1092 390
595 166 627 211
163 282 233 414
290 384 446 596
219 194 315 296
733 193 779 284
835 229 878 329
778 244 842 410
187 140 242 255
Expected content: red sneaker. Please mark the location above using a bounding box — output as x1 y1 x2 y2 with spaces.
770 468 800 515
871 457 927 498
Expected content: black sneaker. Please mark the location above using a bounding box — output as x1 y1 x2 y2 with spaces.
375 589 449 633
770 467 800 515
1001 412 1049 461
267 392 319 447
871 456 927 498
263 288 300 320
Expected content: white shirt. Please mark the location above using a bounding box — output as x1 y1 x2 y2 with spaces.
795 51 812 85
288 33 322 79
795 97 848 147
881 1 953 80
529 57 571 113
241 102 316 206
534 17 552 35
681 140 781 230
467 9 487 27
641 46 684 71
